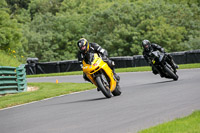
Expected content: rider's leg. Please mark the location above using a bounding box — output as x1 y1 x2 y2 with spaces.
105 59 120 81
166 54 179 70
112 67 120 81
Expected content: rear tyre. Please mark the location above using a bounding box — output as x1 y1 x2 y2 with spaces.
164 66 178 81
96 76 112 98
112 85 122 96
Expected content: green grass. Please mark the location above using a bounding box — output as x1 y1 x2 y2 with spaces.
27 71 84 78
27 63 200 78
178 63 200 69
0 82 95 109
139 111 200 133
0 50 21 67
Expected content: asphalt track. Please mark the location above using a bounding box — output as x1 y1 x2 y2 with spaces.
0 69 200 133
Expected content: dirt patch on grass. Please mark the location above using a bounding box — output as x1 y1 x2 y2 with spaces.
27 86 39 92
0 86 39 97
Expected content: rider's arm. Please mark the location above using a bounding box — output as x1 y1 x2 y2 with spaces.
152 43 165 53
91 43 108 58
77 52 84 68
143 53 152 65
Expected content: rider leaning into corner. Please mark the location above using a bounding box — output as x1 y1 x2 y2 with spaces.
77 38 120 82
142 39 179 76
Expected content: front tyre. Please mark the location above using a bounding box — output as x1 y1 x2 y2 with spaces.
112 85 122 96
164 66 178 81
96 76 112 98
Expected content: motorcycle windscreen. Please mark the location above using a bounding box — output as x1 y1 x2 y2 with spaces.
159 53 165 62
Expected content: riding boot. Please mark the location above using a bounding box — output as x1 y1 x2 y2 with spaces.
171 60 179 69
152 66 158 75
160 73 164 78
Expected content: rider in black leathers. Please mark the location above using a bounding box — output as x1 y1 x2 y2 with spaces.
77 38 120 82
142 40 178 76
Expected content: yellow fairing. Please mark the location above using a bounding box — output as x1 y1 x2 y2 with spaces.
82 54 117 92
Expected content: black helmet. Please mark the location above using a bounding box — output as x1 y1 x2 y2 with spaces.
77 38 89 53
142 40 151 51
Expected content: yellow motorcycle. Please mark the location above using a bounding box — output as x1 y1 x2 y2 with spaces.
82 53 121 98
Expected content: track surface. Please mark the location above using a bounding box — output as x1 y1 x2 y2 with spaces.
1 69 200 133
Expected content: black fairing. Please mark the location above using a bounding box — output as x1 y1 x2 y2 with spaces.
84 53 95 64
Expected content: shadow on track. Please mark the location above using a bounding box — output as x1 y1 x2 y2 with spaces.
149 80 175 84
43 97 107 107
142 80 175 86
64 97 107 104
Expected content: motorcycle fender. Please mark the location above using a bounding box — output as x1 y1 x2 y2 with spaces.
101 63 117 92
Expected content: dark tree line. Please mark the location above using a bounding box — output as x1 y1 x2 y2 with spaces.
0 0 200 62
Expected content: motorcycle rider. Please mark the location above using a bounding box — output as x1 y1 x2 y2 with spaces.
77 38 120 83
142 40 178 76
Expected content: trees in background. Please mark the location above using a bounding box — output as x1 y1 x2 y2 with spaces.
0 0 22 50
1 0 200 62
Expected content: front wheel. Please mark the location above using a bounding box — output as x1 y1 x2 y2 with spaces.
164 66 178 81
96 76 112 98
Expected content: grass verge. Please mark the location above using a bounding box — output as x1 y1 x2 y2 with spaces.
27 63 200 78
139 111 200 133
0 82 95 109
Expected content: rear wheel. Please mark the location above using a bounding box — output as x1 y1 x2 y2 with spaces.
112 85 122 96
96 75 112 98
164 66 178 81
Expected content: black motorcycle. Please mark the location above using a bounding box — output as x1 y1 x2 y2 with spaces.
149 51 178 81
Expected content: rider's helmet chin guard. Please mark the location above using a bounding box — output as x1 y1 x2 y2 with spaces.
142 39 151 52
77 38 89 53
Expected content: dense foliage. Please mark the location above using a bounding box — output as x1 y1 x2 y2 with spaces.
0 50 21 66
0 0 200 62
